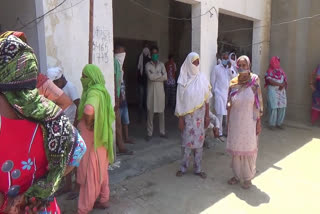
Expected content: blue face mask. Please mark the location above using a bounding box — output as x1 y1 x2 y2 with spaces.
222 59 229 66
238 68 250 73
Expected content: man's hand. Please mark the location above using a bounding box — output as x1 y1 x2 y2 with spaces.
213 128 219 138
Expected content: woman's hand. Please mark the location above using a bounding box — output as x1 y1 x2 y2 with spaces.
204 116 210 129
256 119 262 135
178 117 185 132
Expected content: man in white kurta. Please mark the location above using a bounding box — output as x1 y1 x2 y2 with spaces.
145 47 168 140
211 52 237 137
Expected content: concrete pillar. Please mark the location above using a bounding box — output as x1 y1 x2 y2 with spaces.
92 0 115 104
252 0 271 77
35 0 47 74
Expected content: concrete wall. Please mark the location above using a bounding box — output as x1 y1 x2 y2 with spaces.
218 14 253 59
169 1 192 67
37 0 115 104
188 0 271 81
270 0 320 122
113 0 170 63
0 0 39 59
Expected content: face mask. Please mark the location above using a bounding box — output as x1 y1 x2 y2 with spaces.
191 64 200 75
152 54 159 62
81 77 91 89
115 52 126 68
222 59 229 66
238 68 250 73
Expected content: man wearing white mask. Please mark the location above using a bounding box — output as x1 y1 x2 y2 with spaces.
137 46 151 122
114 45 133 155
211 52 237 139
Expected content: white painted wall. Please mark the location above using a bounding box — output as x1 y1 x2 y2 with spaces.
37 0 89 95
36 0 114 105
0 0 39 59
113 0 170 63
190 0 271 79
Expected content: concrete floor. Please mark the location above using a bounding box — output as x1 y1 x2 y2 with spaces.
58 115 320 214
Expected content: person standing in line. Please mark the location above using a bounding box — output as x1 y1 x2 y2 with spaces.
137 46 151 122
175 52 212 179
165 54 177 111
115 47 134 145
77 64 114 214
265 56 287 129
47 67 80 125
211 52 237 140
114 45 133 155
310 64 320 125
229 52 238 74
226 55 263 189
145 46 168 141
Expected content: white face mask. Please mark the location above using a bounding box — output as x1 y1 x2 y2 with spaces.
191 64 200 75
115 52 126 69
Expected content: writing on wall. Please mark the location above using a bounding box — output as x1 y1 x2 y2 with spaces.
93 26 111 64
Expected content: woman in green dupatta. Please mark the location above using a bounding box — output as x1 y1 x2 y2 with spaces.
77 64 115 213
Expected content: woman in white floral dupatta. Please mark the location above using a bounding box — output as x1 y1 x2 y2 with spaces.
175 52 212 179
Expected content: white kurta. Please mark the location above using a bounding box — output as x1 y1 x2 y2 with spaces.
211 64 237 115
145 61 167 113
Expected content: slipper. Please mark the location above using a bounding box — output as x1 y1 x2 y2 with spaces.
228 177 240 185
66 192 79 200
194 172 207 179
94 201 109 210
125 139 135 144
176 170 184 177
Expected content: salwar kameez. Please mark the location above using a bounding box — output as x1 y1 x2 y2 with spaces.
266 76 287 127
311 66 320 124
180 105 206 173
227 87 258 181
77 111 109 214
227 70 263 183
265 57 287 127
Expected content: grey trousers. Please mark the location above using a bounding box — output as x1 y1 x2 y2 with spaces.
147 110 165 136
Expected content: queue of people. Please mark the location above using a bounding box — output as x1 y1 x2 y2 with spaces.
1 29 318 213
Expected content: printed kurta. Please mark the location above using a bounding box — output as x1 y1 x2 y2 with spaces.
266 75 287 109
146 61 167 113
227 87 258 155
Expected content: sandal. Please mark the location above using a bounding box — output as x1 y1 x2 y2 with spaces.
241 180 252 189
194 172 207 179
228 177 240 185
125 139 135 144
176 170 184 177
117 149 134 156
94 201 109 210
66 192 79 200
